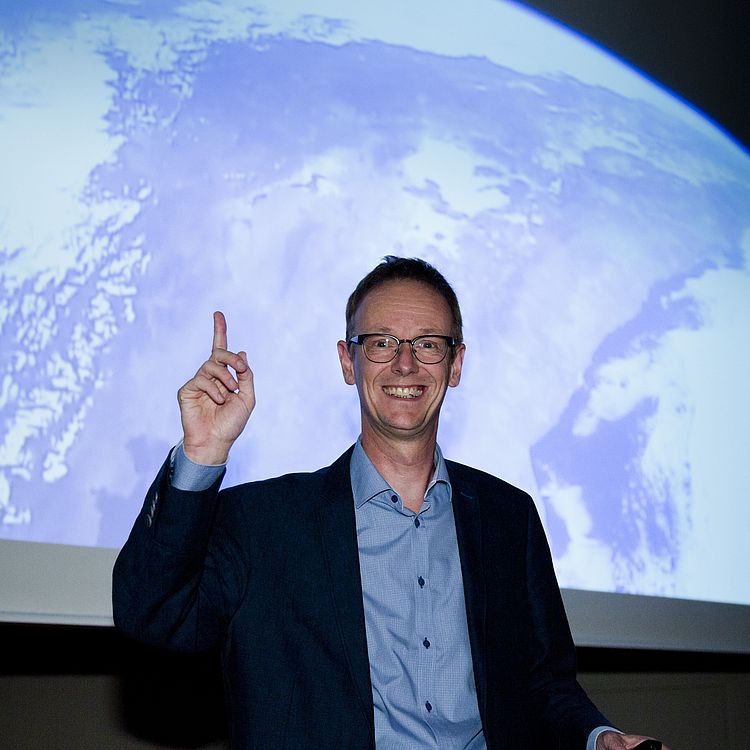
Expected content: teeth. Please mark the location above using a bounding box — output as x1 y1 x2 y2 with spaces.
383 386 424 399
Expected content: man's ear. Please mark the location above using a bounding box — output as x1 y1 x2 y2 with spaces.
337 340 356 385
448 343 465 388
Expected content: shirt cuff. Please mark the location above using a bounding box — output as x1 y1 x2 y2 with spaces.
587 726 622 750
170 441 226 491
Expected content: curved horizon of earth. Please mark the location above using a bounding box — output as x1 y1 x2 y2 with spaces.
1 1 748 605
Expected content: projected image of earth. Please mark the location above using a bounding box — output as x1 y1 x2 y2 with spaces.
2 1 749 605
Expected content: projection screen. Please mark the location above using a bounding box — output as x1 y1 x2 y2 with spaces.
1 0 749 652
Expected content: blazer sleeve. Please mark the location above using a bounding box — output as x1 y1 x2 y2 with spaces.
112 454 249 652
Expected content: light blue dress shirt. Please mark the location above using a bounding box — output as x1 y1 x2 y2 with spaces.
170 441 615 749
350 439 484 749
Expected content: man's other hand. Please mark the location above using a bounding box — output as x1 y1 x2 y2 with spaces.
178 311 255 464
597 731 672 750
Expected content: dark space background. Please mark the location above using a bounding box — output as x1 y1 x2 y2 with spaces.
522 0 748 150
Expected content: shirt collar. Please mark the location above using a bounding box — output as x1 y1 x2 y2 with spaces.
350 437 451 509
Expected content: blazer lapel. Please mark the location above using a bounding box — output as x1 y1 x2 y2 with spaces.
447 461 488 725
317 446 375 738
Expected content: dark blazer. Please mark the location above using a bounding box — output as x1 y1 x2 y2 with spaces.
113 446 610 749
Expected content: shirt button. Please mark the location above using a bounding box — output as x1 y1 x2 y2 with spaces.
390 494 398 503
417 576 425 588
425 701 432 712
414 517 420 528
423 638 431 649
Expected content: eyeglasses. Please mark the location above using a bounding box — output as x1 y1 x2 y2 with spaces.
348 333 456 364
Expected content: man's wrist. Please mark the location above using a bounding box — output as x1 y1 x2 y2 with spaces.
182 441 230 465
171 441 226 491
588 727 622 750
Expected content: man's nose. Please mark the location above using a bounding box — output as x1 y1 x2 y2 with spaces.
391 342 418 374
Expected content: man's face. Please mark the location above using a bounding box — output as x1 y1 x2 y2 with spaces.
337 279 465 446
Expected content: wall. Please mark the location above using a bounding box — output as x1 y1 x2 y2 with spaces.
1 625 748 749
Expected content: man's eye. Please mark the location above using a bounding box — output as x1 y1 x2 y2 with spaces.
372 338 392 348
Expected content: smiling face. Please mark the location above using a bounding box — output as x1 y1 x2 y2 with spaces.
337 279 465 448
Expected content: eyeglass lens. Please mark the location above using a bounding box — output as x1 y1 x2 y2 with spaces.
362 335 448 364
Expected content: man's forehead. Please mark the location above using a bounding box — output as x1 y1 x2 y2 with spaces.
355 281 452 327
357 279 448 307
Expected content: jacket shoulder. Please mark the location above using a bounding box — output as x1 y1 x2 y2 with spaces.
219 444 354 504
445 458 532 503
220 466 325 499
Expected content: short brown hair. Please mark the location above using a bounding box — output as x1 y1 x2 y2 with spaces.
345 256 463 343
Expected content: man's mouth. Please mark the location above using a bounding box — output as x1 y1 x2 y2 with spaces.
383 386 424 399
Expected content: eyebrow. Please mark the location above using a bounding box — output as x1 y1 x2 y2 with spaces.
372 327 444 335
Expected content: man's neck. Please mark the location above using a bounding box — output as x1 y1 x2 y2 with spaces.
360 431 437 513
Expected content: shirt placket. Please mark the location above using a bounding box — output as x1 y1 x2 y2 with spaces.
413 498 437 740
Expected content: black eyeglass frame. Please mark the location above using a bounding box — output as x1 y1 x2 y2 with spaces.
348 333 457 364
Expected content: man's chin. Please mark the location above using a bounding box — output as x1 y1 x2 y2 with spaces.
365 415 438 443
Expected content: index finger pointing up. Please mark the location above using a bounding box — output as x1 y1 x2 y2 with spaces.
212 310 228 352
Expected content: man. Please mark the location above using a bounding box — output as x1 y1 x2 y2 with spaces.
113 257 669 749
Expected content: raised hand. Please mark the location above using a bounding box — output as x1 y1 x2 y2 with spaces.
177 311 255 464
